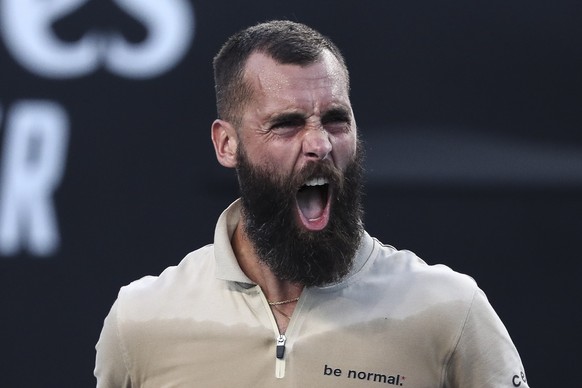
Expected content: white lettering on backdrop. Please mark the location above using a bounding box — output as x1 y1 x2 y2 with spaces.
0 101 69 257
0 1 195 257
1 0 195 79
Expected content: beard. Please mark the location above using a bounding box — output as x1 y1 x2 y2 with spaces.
235 141 365 287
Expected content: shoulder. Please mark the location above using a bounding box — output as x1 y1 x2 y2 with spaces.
370 239 478 296
361 241 487 333
116 244 216 319
95 244 218 385
361 240 479 307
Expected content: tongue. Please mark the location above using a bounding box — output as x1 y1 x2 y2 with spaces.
296 186 325 220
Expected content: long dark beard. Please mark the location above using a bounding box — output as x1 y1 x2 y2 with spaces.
236 142 365 287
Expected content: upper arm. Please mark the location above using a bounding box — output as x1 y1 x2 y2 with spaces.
444 290 529 387
94 300 132 388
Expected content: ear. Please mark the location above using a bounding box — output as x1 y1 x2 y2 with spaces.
211 119 238 168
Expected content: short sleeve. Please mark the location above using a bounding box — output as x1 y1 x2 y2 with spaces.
444 289 530 387
94 300 132 388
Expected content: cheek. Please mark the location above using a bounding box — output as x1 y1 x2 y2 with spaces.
331 134 357 169
252 145 296 174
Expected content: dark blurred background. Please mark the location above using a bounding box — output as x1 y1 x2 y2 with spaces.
1 1 580 386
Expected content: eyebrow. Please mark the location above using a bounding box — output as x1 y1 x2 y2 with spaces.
268 112 307 127
267 106 352 127
321 107 351 122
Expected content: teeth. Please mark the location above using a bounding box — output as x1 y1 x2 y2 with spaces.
304 177 328 186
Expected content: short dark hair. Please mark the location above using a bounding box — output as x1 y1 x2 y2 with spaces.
213 20 349 126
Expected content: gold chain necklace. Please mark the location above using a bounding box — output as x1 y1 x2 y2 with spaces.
267 296 300 306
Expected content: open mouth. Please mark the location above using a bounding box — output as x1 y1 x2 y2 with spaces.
295 177 332 231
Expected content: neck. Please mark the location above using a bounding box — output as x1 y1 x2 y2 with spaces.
231 221 302 333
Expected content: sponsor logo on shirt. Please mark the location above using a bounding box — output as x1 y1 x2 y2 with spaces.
512 370 528 387
324 364 406 385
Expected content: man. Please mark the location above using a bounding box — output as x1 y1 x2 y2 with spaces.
95 20 529 387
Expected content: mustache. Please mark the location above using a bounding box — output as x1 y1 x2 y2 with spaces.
288 159 344 192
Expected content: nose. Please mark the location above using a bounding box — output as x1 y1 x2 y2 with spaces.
302 127 332 161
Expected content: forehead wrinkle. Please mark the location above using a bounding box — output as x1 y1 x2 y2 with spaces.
243 52 351 121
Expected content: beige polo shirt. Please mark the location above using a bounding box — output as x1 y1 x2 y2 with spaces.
95 200 529 387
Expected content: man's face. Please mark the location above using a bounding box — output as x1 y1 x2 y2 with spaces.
237 51 358 232
234 51 364 286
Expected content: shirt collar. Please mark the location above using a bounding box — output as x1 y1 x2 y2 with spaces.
213 199 254 284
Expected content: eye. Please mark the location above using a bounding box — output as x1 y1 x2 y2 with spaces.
322 110 351 133
269 115 305 136
270 122 300 136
